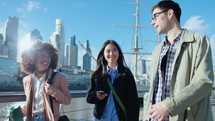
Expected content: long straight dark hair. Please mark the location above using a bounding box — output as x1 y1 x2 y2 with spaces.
92 40 127 77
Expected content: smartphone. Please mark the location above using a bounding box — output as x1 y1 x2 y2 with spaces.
97 90 105 95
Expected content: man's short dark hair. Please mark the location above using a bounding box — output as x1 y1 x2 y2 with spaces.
152 0 181 23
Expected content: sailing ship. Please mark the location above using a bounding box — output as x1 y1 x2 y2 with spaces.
113 0 159 90
78 0 158 90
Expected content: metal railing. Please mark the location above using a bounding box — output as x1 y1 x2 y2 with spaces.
1 89 214 120
0 90 148 102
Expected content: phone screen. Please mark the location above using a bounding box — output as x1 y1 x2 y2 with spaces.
97 91 105 95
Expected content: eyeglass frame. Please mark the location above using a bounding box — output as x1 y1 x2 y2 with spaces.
152 9 169 21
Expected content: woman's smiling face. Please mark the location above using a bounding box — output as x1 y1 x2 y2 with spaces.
104 43 119 66
35 51 51 73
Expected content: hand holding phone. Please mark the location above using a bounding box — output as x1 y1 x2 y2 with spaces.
96 90 108 100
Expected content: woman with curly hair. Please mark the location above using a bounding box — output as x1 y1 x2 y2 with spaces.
21 40 71 121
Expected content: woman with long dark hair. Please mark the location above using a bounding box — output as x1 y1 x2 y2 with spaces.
86 40 139 121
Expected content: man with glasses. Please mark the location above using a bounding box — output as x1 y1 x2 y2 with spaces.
144 0 214 121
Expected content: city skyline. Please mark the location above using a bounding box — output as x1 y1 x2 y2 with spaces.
0 0 214 73
0 16 92 72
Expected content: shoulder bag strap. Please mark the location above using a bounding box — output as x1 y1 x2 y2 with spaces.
48 72 57 113
107 78 127 120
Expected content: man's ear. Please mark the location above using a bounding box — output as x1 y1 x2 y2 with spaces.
168 9 174 19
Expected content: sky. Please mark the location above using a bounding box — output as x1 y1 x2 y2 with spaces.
0 0 215 75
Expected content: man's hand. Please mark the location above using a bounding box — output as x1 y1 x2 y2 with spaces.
147 102 170 121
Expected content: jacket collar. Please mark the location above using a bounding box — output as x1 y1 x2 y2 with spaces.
179 29 195 43
160 29 195 45
116 65 127 77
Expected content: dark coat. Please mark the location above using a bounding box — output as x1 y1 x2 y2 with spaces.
86 65 140 121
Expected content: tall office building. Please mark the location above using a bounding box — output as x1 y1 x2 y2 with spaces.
50 32 60 48
0 34 3 46
83 40 91 71
49 32 61 66
25 29 43 42
65 45 69 66
0 34 3 55
50 19 65 67
68 35 78 69
0 34 6 57
2 16 18 59
142 59 146 74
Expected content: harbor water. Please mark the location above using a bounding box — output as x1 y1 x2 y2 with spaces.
0 90 145 121
0 97 95 121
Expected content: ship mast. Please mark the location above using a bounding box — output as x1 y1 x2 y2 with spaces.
134 0 139 78
114 0 153 79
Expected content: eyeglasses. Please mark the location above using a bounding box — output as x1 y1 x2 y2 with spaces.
152 9 168 21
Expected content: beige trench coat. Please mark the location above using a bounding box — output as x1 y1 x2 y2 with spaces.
23 69 71 121
144 29 214 121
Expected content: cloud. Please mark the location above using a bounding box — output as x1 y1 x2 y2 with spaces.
26 1 40 12
43 8 48 12
1 2 6 6
16 1 40 17
16 9 27 18
183 16 210 34
19 20 29 28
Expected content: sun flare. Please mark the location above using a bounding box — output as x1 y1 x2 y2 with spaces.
18 39 33 53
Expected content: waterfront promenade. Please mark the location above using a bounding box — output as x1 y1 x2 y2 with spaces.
0 90 215 121
61 90 215 121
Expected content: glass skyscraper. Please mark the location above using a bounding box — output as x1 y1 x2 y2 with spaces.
50 19 65 67
68 35 78 69
3 16 18 59
83 40 91 71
